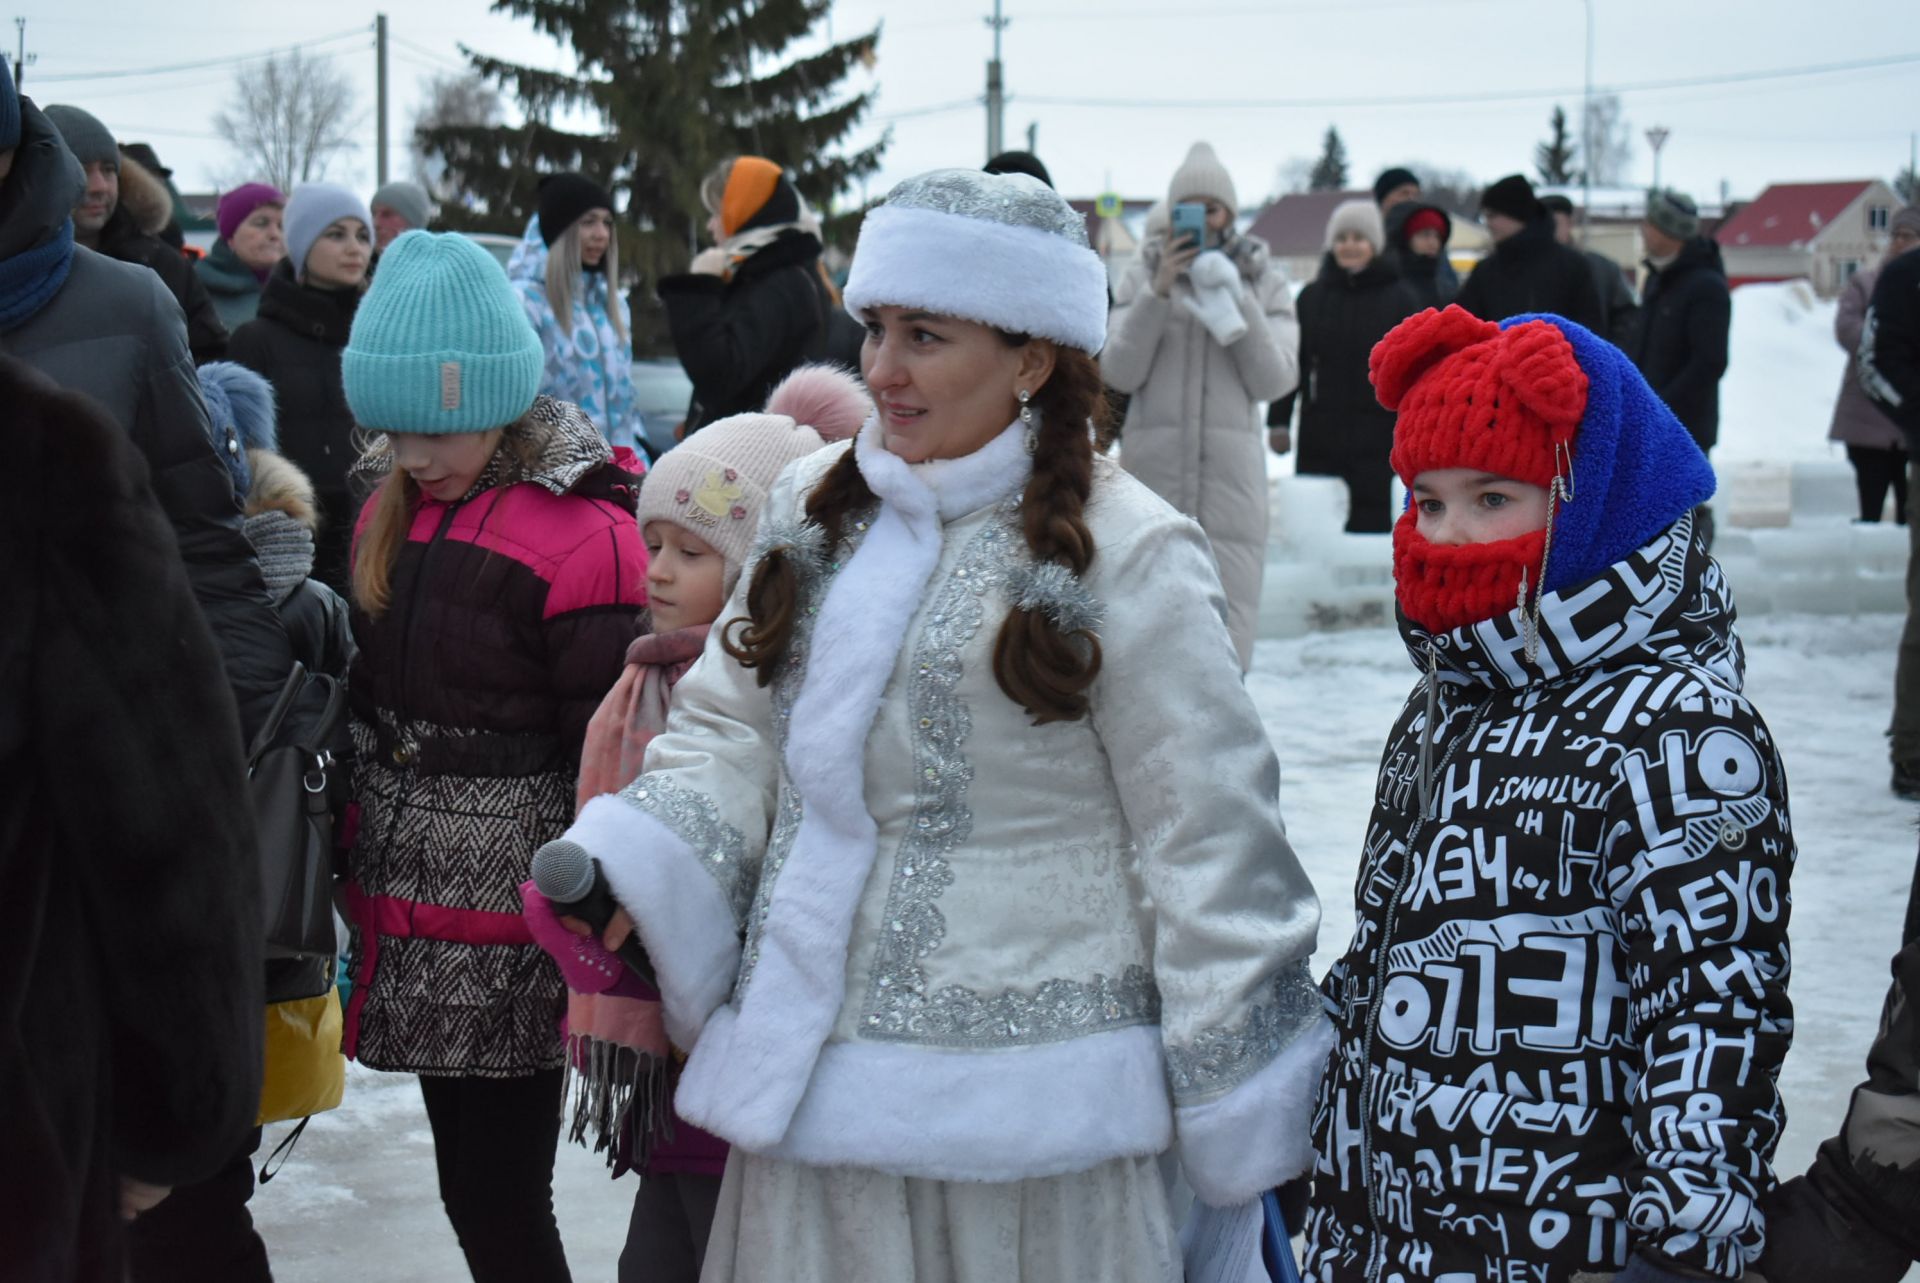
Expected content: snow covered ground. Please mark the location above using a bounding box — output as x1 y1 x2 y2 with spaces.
251 608 1918 1281
247 281 1916 1276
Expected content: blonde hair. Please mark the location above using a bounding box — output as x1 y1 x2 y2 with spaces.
544 219 628 346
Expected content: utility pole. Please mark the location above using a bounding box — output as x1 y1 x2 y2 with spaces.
1026 121 1037 155
1579 0 1593 238
375 13 390 186
984 0 1008 161
13 18 35 89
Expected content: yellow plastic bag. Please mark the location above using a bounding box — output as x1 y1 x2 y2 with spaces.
257 989 346 1126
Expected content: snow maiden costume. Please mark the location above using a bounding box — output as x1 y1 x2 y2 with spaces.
1303 306 1795 1283
558 169 1331 1283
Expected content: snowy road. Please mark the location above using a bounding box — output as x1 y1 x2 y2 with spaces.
251 611 1917 1281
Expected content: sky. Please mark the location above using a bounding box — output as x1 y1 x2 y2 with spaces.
13 0 1916 214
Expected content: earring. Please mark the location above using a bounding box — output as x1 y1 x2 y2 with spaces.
1017 388 1033 426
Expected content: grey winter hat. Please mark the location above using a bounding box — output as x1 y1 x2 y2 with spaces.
371 179 431 231
284 182 374 281
1645 188 1700 241
1169 141 1238 218
1891 204 1920 239
44 104 118 170
843 168 1109 354
1325 199 1385 255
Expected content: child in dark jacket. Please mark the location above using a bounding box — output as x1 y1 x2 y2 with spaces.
1302 306 1794 1283
524 364 866 1283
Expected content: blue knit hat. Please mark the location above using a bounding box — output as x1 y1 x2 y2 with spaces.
342 230 543 433
196 361 278 501
0 53 20 152
1499 312 1717 592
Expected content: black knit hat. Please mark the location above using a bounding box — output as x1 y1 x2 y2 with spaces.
1480 173 1542 223
1373 166 1418 204
537 172 615 247
1540 194 1575 217
985 149 1054 189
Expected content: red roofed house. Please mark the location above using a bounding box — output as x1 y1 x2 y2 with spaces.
1716 179 1902 296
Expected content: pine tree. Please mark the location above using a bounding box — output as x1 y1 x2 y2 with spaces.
417 0 886 288
1308 126 1349 192
1535 105 1579 187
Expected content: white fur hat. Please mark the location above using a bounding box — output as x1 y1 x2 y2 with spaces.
842 169 1108 354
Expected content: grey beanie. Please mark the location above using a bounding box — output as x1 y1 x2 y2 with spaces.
1892 205 1920 239
1645 188 1700 241
44 104 118 170
371 179 431 231
284 182 374 281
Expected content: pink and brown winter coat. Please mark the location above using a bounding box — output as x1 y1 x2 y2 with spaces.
342 397 647 1076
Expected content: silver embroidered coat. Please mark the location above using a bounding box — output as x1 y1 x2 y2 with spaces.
566 420 1331 1207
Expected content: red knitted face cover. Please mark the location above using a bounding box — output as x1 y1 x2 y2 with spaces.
1393 516 1546 634
1370 306 1588 634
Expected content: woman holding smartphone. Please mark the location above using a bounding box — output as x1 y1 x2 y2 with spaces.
1105 141 1298 670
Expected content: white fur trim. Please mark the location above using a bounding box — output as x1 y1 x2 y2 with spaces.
567 793 741 1050
675 417 1033 1148
680 1015 1173 1180
844 204 1110 353
1176 1014 1335 1208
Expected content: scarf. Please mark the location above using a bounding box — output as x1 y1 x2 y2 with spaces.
524 619 714 1173
0 217 75 333
574 623 711 812
713 217 819 283
1393 515 1548 635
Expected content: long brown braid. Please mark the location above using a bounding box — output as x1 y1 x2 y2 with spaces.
722 340 1108 724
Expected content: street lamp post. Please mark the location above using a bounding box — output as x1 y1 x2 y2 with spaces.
1646 126 1671 193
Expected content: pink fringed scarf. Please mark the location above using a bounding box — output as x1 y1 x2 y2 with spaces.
524 622 716 1174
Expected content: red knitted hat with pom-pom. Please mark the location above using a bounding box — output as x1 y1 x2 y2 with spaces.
1371 306 1589 633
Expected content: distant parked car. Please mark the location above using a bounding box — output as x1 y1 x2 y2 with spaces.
631 358 693 461
462 232 518 271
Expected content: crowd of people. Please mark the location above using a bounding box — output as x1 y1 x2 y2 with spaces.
9 46 1920 1283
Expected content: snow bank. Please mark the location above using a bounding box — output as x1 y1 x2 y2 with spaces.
1717 280 1849 465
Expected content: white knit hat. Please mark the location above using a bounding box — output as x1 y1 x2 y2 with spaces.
1325 199 1385 255
1168 142 1238 218
842 169 1109 354
637 365 870 594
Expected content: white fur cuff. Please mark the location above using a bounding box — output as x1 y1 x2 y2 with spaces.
1176 1014 1335 1207
567 794 742 1049
844 204 1110 354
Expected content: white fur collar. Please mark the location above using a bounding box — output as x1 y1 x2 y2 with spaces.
853 413 1032 524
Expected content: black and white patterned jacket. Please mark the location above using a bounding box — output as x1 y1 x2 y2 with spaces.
1304 512 1795 1282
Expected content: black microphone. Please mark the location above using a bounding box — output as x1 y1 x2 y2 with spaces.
531 839 657 988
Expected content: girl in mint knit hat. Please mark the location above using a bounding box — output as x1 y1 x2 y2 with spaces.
337 230 647 1283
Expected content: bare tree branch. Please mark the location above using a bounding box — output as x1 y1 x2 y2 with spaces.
212 50 361 192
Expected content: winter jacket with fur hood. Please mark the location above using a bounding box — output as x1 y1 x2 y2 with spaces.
0 356 263 1283
1 97 294 740
229 258 363 591
559 422 1331 1209
1303 513 1794 1281
1105 231 1300 669
506 216 643 453
342 398 647 1076
92 154 227 364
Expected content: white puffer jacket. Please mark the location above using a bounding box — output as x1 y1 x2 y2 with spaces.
1106 232 1299 669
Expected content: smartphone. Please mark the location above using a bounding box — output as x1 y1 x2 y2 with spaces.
1171 201 1209 253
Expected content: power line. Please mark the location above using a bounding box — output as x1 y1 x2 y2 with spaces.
391 34 469 75
1010 49 1920 112
29 27 365 83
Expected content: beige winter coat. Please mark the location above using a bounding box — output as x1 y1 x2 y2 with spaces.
1106 233 1298 668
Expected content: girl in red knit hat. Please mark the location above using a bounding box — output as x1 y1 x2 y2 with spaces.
1299 305 1795 1283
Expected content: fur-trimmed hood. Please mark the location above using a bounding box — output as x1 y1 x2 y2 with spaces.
245 448 320 532
116 156 174 237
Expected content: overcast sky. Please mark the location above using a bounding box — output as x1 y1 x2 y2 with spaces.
16 0 1915 214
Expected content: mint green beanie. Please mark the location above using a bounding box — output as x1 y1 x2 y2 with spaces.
343 230 544 433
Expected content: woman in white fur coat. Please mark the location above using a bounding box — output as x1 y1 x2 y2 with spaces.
559 168 1328 1283
1104 142 1299 671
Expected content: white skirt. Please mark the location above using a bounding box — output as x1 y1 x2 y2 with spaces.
699 1150 1182 1283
